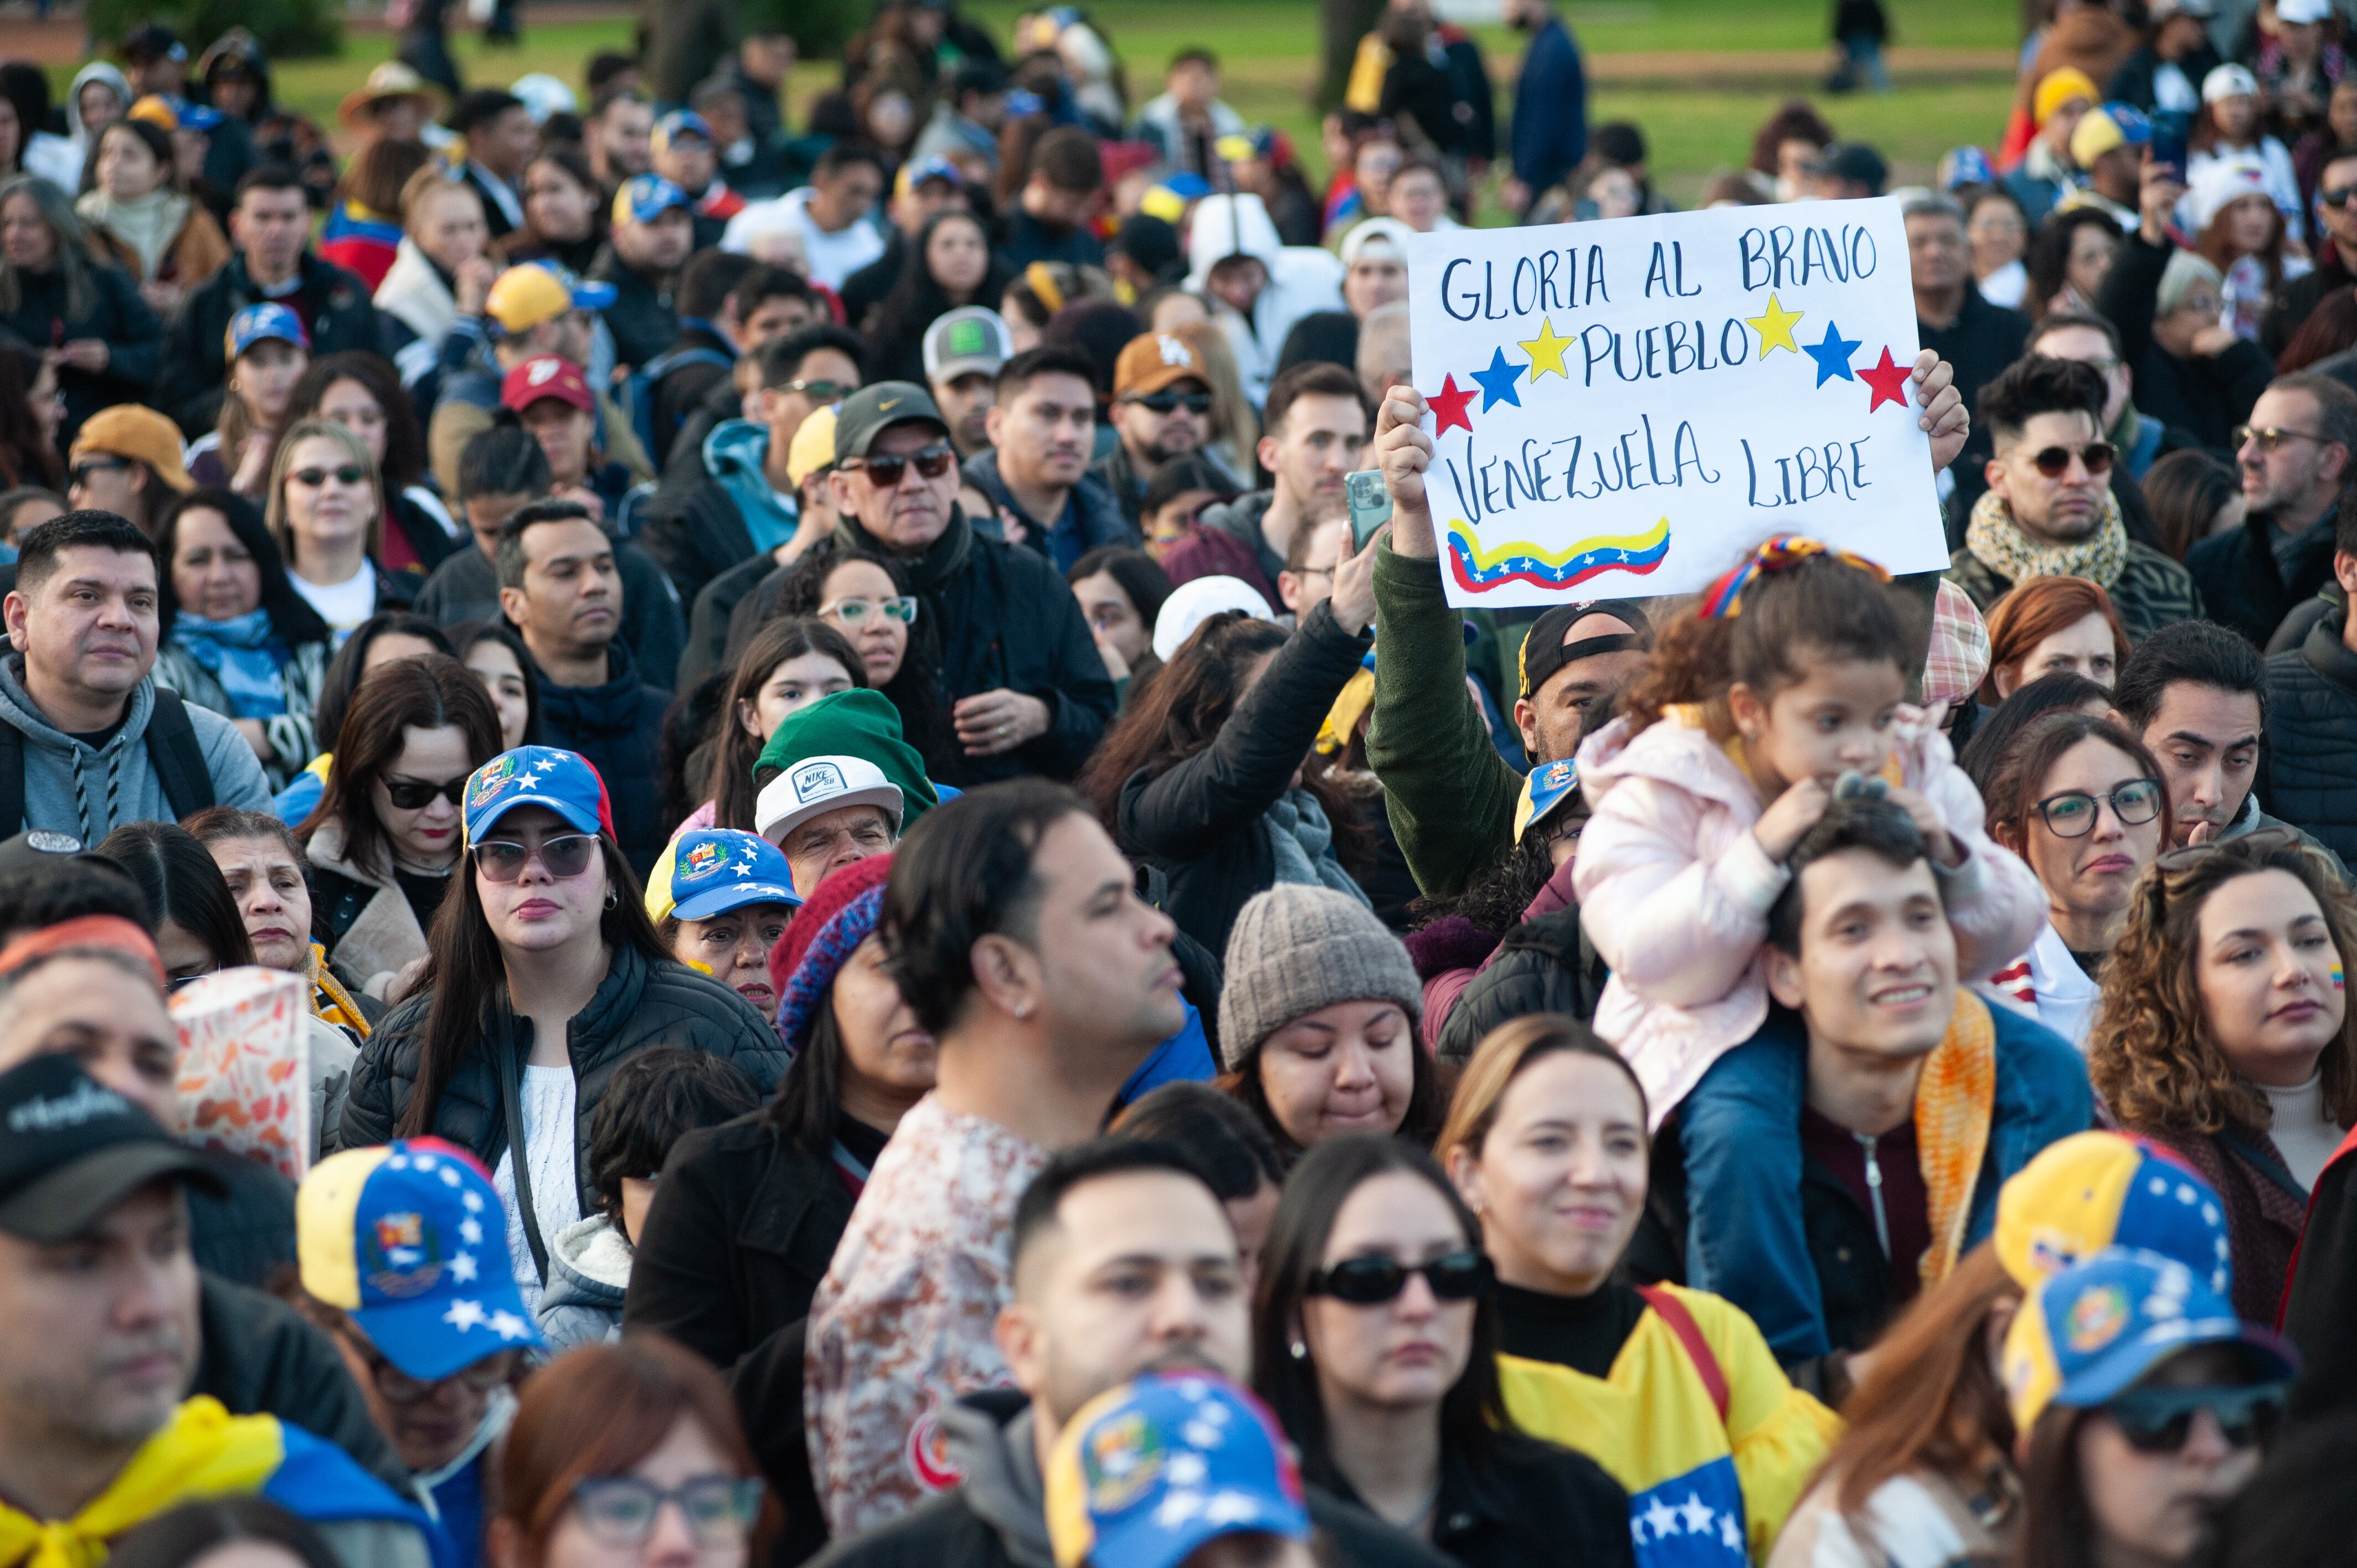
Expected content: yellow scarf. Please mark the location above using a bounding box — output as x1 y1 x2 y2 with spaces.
0 1399 282 1568
1915 991 1997 1288
307 942 370 1041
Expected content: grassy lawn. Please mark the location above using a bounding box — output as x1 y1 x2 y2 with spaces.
209 0 2022 208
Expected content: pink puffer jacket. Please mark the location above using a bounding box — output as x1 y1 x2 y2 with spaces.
1571 705 2044 1126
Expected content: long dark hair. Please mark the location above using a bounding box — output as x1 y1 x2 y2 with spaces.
0 344 60 488
864 211 1010 374
1980 710 2168 860
93 821 254 970
299 654 502 883
766 992 857 1155
1252 1134 1538 1492
0 176 100 321
773 539 950 770
708 617 867 833
2008 1406 2101 1568
310 612 456 762
2026 209 2121 319
450 618 542 749
289 352 429 494
153 488 332 649
401 814 669 1137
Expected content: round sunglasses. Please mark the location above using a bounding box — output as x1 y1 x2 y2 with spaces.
2026 441 2114 478
1304 1249 1494 1305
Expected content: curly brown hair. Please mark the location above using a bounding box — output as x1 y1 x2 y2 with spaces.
2088 832 2357 1138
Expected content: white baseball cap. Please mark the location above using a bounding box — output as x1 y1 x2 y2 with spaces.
755 755 905 847
2278 0 2332 24
1152 575 1276 662
2203 63 2259 103
1339 217 1416 268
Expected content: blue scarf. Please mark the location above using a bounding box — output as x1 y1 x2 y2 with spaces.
171 609 289 718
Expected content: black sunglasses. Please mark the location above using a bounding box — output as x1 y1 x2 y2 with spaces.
2104 1383 2287 1453
291 465 369 487
2033 778 2163 837
2029 441 2114 478
845 445 954 488
1305 1249 1494 1306
382 775 470 811
2323 184 2357 208
780 379 856 401
1127 389 1213 416
69 457 129 486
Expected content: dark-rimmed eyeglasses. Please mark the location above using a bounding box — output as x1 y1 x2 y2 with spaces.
843 445 954 489
2104 1383 2287 1453
569 1476 763 1549
1124 389 1213 416
382 775 470 811
2234 425 2335 455
1305 1249 1494 1305
2028 441 2114 478
2032 778 2163 838
470 833 599 883
290 466 369 488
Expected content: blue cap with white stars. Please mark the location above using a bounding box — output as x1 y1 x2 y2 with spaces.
297 1137 545 1380
655 828 801 923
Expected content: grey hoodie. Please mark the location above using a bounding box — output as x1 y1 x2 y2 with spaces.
0 656 271 841
536 1213 632 1352
940 1394 1054 1568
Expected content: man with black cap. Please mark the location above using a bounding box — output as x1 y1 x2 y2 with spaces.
1366 582 1651 896
827 381 1114 785
0 1054 437 1560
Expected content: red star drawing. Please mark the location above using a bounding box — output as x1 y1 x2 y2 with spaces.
1429 373 1476 436
1860 347 1912 414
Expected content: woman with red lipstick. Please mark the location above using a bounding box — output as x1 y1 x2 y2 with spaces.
2091 831 2357 1322
1980 711 2170 1049
1435 1016 1838 1556
300 654 503 1003
1250 1133 1632 1566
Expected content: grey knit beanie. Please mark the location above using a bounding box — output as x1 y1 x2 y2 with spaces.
1216 884 1424 1072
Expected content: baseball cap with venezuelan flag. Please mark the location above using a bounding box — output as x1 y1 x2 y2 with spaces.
298 1137 544 1379
462 746 614 847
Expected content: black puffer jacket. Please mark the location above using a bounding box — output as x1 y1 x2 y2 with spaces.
837 509 1116 786
1434 900 1607 1063
620 1110 854 1372
1117 601 1375 957
2264 605 2357 865
338 942 786 1220
2188 503 2340 650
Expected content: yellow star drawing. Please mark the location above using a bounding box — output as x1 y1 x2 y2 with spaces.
1748 293 1804 356
1519 317 1573 381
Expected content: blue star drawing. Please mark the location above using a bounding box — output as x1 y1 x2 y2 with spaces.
1470 346 1525 412
1804 321 1861 387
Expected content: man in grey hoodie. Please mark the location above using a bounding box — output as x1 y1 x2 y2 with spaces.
0 512 269 843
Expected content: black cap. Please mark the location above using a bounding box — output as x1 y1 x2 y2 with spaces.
1819 142 1888 197
0 1056 220 1244
832 382 951 464
1517 600 1655 700
121 24 187 63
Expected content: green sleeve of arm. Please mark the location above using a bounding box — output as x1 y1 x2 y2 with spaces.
1365 541 1522 897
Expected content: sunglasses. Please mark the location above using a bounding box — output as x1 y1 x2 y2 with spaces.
570 1476 764 1550
2323 185 2357 208
382 775 469 811
845 445 954 488
2033 778 2163 837
820 595 919 626
69 457 129 486
2027 441 2115 478
2233 425 2335 454
780 379 856 401
1126 389 1213 416
471 833 599 883
1305 1249 1494 1305
291 466 369 487
2103 1382 2287 1453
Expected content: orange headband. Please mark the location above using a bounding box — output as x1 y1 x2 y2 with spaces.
0 915 166 989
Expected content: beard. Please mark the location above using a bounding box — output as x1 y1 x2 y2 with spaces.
1141 432 1200 464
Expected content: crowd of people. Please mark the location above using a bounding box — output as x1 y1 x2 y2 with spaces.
10 0 2357 1566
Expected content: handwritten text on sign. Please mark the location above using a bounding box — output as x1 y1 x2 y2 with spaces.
1399 198 1948 608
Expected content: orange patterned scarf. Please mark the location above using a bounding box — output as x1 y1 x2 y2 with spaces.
1915 990 1997 1287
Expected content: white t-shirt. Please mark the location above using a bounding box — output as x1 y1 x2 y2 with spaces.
725 188 884 290
492 1064 583 1313
290 564 379 651
2262 1072 2344 1193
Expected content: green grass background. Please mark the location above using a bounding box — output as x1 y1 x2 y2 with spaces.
200 0 2030 210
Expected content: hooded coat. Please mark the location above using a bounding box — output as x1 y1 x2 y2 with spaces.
640 419 798 607
0 656 271 840
1185 193 1345 409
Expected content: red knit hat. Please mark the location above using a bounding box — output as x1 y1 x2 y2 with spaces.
766 852 896 1048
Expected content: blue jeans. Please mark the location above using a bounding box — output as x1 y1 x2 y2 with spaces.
1676 1010 1828 1363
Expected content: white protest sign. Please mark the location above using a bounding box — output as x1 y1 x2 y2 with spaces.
1399 198 1947 608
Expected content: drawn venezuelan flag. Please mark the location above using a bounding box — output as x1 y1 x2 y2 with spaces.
1443 515 1671 595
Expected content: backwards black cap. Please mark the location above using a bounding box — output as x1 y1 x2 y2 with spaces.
1517 600 1655 700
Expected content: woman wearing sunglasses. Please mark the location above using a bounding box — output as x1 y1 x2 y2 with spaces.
2089 829 2357 1323
341 745 785 1314
490 1338 771 1568
266 418 412 650
151 487 334 793
1436 1017 1837 1559
300 654 502 1004
770 539 949 772
1250 1133 1632 1566
2002 1249 2291 1568
1979 712 2170 1049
